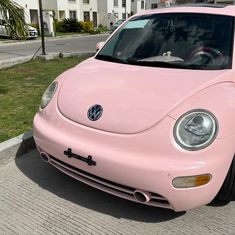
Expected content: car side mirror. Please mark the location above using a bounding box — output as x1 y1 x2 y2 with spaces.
96 41 104 51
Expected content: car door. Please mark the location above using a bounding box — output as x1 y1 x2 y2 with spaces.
0 19 10 37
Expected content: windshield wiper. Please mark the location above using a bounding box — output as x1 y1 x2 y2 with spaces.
126 59 192 69
126 59 226 70
96 54 127 64
96 56 225 70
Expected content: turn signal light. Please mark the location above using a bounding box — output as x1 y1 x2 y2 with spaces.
172 174 212 188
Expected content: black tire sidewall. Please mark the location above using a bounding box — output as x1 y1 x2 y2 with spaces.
214 157 235 203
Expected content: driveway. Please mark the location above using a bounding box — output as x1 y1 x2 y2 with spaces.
0 149 234 234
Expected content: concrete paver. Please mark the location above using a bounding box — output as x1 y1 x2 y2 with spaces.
0 149 235 235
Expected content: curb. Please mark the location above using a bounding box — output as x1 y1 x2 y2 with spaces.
37 51 95 60
0 56 32 70
0 51 96 69
0 131 35 167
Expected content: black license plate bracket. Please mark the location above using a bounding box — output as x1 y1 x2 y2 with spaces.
64 148 96 166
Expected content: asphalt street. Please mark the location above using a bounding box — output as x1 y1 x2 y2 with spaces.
0 149 235 235
0 34 109 61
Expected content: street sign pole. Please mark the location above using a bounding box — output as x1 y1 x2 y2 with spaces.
38 0 46 55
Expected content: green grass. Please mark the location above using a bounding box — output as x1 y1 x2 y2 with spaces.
0 56 87 142
97 26 108 32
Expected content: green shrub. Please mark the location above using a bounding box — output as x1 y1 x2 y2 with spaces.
55 20 63 32
79 21 94 33
89 29 101 34
97 24 108 32
56 18 82 33
54 19 97 34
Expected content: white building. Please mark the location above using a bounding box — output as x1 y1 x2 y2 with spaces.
131 0 146 15
42 0 97 25
13 0 39 24
98 0 131 27
42 0 81 21
146 0 176 9
79 0 98 27
42 0 98 26
12 0 98 26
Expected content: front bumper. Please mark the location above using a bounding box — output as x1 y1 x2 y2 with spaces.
27 31 37 38
33 108 234 212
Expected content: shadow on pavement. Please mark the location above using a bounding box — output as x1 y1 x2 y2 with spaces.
15 149 185 222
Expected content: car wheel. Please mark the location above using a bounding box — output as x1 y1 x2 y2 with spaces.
11 33 18 40
214 157 235 204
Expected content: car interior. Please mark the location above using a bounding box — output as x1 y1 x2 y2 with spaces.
111 14 233 68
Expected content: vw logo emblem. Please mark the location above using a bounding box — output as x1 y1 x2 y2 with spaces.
88 104 103 121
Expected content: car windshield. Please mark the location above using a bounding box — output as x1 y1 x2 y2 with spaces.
96 13 234 70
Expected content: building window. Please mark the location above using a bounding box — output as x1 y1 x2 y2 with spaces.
68 0 76 3
141 1 145 9
59 11 65 20
114 0 118 7
122 13 126 19
84 11 90 22
122 0 126 7
29 9 39 24
93 12 97 27
69 11 77 19
83 0 89 3
151 3 158 9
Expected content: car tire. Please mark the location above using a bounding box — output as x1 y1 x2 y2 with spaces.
11 33 18 40
213 157 235 204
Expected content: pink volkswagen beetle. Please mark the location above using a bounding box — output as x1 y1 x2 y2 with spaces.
33 4 235 211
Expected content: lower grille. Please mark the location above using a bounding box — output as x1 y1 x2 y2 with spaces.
49 156 171 209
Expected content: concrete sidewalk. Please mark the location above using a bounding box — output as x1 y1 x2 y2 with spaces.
0 149 235 234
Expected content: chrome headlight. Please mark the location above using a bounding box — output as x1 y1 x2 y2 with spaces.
174 110 218 151
41 82 57 109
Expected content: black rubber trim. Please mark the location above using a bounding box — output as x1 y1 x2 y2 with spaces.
214 157 235 203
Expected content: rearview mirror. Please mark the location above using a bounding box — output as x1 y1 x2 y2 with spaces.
96 41 105 51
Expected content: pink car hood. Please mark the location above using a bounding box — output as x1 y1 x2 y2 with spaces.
57 58 231 134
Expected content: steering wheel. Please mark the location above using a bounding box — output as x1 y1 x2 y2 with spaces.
189 47 224 65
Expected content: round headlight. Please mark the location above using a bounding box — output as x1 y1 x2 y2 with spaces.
41 82 57 109
174 110 218 151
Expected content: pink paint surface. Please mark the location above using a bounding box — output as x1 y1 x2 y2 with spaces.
33 5 235 211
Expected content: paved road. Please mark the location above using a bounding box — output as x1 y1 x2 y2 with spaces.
0 34 109 61
0 149 235 235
